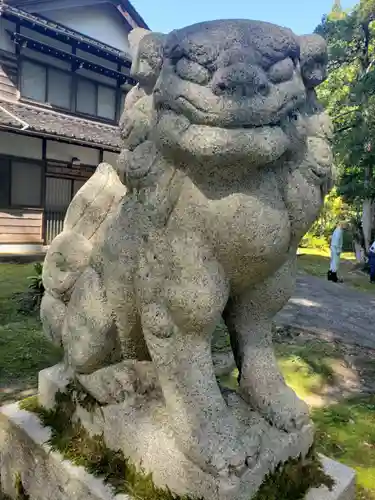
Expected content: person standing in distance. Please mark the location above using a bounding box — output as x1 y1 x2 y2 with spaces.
328 222 346 283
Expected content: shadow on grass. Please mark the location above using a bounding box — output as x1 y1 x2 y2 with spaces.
274 329 375 404
275 330 375 499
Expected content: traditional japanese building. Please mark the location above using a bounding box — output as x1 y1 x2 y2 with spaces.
0 0 148 254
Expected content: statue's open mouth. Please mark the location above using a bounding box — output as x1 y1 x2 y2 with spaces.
154 108 293 167
157 94 303 132
153 77 310 167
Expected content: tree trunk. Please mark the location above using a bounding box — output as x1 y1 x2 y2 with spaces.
353 241 366 263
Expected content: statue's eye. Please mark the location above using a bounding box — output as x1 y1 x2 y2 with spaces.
268 58 294 83
175 57 211 85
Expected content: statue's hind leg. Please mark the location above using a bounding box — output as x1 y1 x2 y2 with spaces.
136 232 259 481
224 256 310 432
62 266 121 375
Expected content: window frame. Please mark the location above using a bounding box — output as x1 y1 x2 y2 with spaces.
74 73 118 122
75 74 99 117
47 66 73 110
0 157 11 207
97 83 117 121
20 58 48 103
0 153 99 210
19 56 121 125
0 154 44 209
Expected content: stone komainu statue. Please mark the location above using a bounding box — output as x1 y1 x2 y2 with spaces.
41 20 333 500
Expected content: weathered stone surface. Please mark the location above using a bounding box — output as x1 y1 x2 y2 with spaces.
306 456 356 500
62 267 120 374
41 163 126 374
64 162 126 239
40 292 66 346
38 18 343 500
0 403 129 500
129 28 165 91
81 389 314 500
76 360 160 405
0 402 354 500
42 231 92 298
38 363 73 411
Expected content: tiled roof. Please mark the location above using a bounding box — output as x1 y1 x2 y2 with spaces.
0 99 121 149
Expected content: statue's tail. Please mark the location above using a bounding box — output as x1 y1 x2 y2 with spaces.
41 162 126 347
64 162 126 241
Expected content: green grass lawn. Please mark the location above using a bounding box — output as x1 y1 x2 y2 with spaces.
0 262 62 404
297 247 375 293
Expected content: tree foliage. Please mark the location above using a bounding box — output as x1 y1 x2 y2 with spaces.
315 0 375 203
302 189 354 250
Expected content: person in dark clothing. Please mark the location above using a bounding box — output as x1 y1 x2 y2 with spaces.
369 241 375 284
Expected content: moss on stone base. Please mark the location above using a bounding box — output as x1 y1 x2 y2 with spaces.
253 449 334 500
14 474 29 500
0 473 30 500
20 394 194 500
20 392 334 500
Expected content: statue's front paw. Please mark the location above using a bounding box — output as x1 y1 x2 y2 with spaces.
243 385 310 432
193 422 260 479
267 390 310 432
210 447 247 478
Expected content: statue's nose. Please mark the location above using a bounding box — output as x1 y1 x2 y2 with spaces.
211 63 270 98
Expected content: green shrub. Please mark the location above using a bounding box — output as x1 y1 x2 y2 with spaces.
300 234 328 250
17 263 44 314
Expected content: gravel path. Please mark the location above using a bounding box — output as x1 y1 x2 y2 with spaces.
276 274 375 350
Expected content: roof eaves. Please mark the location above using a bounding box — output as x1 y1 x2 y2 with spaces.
0 3 133 64
0 98 122 149
118 0 149 30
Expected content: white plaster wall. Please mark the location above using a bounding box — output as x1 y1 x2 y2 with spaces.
45 5 130 52
46 140 100 166
0 132 43 159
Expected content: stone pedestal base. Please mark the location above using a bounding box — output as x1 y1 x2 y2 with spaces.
38 364 317 500
0 402 355 500
0 403 128 500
